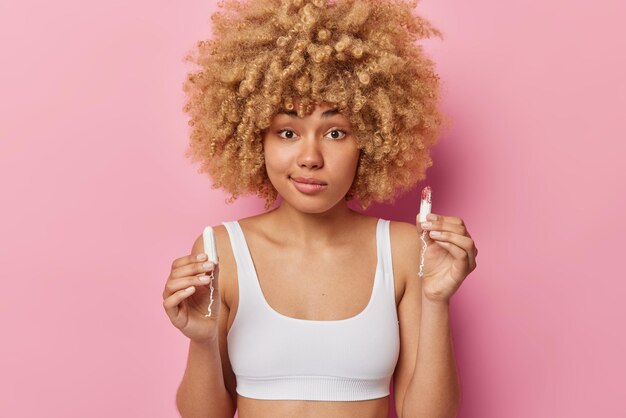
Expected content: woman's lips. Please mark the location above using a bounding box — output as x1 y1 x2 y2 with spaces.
290 177 327 194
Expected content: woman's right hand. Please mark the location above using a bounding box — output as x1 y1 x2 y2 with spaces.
162 253 221 343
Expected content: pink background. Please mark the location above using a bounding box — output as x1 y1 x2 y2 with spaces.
1 0 624 417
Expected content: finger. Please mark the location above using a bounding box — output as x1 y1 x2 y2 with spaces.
425 213 464 225
416 212 444 231
420 219 468 237
171 253 208 270
429 232 477 270
417 212 456 229
432 241 476 272
163 285 197 322
424 213 473 236
432 240 476 272
170 259 218 280
163 265 219 299
417 212 444 223
428 230 473 252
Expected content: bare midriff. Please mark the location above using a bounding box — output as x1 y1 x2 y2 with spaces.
236 394 390 418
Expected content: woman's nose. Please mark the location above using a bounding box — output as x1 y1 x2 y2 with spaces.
297 137 324 169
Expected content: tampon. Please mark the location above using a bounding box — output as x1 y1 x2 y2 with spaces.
202 226 219 318
418 186 432 278
418 186 432 222
203 226 219 265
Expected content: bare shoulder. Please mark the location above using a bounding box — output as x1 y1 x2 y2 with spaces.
388 220 422 301
190 224 237 308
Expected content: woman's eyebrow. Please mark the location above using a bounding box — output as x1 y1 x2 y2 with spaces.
277 108 340 119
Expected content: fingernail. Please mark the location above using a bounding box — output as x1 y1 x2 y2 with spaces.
427 213 437 221
421 222 432 228
430 230 441 236
202 262 213 270
196 253 207 261
199 275 210 282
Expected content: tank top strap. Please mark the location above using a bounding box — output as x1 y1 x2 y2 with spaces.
221 221 242 270
377 218 396 299
221 220 264 310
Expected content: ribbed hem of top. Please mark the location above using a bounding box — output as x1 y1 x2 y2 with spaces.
235 375 390 401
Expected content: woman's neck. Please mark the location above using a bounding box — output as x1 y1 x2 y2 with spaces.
266 200 361 247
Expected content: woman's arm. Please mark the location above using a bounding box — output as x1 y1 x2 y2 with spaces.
391 221 463 418
401 296 461 418
176 234 236 418
401 209 477 417
176 337 236 418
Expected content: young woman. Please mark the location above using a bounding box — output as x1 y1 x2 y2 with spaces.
162 1 478 417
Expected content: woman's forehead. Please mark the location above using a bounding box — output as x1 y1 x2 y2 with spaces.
274 100 347 119
272 109 350 127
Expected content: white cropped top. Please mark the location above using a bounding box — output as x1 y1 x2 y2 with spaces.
221 218 400 401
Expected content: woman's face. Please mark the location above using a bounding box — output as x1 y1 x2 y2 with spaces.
262 102 360 213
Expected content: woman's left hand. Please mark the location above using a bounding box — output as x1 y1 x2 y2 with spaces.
415 212 478 304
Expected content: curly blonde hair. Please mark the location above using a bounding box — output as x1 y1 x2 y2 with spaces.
182 0 447 210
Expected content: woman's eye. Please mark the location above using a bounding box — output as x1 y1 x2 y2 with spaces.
277 129 296 139
327 129 347 140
